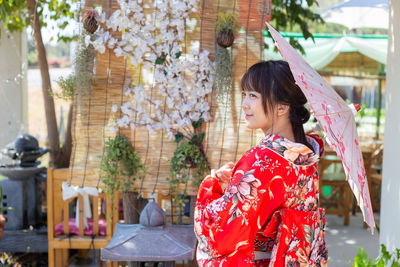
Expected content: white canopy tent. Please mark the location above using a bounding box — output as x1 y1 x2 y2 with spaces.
319 0 389 30
264 32 387 72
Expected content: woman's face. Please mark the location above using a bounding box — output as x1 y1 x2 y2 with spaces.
241 90 275 133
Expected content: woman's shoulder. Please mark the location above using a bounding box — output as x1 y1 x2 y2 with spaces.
254 134 320 167
239 137 284 164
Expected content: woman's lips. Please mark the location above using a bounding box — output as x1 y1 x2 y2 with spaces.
245 114 253 119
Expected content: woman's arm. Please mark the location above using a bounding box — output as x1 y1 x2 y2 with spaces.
194 151 287 259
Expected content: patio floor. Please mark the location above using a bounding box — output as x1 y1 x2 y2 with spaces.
325 212 380 266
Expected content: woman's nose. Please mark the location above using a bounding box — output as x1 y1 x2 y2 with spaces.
242 98 250 110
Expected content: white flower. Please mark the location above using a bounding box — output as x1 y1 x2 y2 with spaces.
130 123 136 131
202 113 211 122
85 35 91 47
92 36 106 54
167 130 175 140
107 37 117 49
189 112 200 122
114 46 125 57
109 125 117 133
112 104 118 113
146 125 155 134
121 102 134 116
99 12 106 24
153 100 162 108
95 0 213 135
166 97 174 109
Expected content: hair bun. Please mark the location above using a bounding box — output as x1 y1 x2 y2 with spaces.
290 106 310 125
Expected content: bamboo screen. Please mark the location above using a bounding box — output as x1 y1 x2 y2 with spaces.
69 0 270 195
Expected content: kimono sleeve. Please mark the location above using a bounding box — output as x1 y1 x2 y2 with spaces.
194 152 287 259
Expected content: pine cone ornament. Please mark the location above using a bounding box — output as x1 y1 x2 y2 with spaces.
83 10 99 34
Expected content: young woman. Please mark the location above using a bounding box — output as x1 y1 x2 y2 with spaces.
194 60 328 266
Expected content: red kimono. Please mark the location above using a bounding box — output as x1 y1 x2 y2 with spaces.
194 134 328 266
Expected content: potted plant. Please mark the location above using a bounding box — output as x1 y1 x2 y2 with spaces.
169 119 210 224
0 185 15 240
99 135 146 224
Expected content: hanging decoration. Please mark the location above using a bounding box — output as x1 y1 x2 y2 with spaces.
88 0 214 139
74 10 99 102
215 11 238 48
214 11 239 103
82 10 100 34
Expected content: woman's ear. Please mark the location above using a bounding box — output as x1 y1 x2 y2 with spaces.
276 104 290 117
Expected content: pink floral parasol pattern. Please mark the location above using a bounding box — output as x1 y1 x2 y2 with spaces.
266 22 375 232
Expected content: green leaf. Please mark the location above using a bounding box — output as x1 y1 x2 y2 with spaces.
192 118 203 129
0 0 78 42
265 0 323 54
155 54 166 65
169 138 210 192
174 133 184 143
175 51 182 58
190 132 205 145
99 135 146 197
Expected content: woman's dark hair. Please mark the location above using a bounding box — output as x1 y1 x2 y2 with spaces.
241 60 313 151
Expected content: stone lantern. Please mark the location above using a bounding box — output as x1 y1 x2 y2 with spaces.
101 201 197 266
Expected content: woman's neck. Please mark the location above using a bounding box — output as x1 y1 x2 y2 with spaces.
263 119 295 142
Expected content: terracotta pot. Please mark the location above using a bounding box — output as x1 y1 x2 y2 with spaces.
0 214 5 240
217 31 235 48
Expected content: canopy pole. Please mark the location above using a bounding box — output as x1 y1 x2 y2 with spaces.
376 63 385 139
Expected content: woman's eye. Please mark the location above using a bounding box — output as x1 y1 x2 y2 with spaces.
249 93 257 98
241 92 246 97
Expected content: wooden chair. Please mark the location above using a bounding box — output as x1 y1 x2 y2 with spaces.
320 149 376 225
319 150 351 225
368 144 383 212
47 168 119 267
369 173 382 211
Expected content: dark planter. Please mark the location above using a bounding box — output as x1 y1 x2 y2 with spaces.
83 10 99 34
217 31 235 48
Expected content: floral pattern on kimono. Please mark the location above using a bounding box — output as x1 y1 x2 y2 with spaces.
194 134 328 267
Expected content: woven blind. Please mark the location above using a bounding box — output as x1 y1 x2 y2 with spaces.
69 0 268 196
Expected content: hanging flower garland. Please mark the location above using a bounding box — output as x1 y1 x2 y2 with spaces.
89 0 214 194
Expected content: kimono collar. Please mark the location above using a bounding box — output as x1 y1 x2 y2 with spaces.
259 134 320 167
